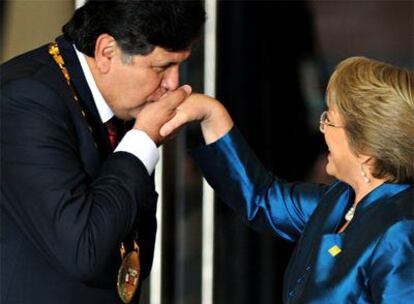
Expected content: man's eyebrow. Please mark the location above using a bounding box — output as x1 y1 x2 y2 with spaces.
153 61 178 67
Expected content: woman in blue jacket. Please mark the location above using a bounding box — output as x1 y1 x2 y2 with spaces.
161 56 414 303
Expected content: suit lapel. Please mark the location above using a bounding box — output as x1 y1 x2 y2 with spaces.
284 183 351 301
55 36 111 157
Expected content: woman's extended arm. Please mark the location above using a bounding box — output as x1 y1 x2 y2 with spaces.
160 93 328 241
160 93 234 144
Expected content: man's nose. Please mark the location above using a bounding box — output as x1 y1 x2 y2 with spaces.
161 66 180 91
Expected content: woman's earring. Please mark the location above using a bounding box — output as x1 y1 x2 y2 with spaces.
360 163 371 183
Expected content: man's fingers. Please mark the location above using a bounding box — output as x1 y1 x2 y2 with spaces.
160 117 181 137
160 85 192 110
159 123 173 137
181 84 192 95
160 112 189 137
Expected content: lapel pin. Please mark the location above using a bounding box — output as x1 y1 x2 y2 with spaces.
328 245 342 256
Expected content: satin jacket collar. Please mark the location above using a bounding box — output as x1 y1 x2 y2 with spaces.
344 182 410 224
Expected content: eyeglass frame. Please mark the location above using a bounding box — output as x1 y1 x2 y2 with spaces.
319 111 345 133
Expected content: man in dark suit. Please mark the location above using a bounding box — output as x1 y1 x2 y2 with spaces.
0 1 205 303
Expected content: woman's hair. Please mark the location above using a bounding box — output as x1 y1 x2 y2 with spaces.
326 56 413 183
62 0 206 57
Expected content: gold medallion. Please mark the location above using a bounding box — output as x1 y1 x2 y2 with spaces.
117 242 140 303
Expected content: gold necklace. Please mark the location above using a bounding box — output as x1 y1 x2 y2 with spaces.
48 42 141 303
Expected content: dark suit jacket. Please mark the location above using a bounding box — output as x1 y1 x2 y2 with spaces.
1 36 157 303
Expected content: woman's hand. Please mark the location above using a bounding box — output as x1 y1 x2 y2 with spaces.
160 93 234 144
133 85 192 145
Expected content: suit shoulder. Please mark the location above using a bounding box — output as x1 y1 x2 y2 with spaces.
1 43 54 83
1 46 72 114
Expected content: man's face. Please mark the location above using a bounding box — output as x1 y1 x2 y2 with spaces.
98 45 191 120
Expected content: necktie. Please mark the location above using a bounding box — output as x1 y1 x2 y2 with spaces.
105 117 123 151
104 117 142 301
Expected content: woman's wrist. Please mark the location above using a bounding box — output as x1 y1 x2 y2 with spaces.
201 100 233 144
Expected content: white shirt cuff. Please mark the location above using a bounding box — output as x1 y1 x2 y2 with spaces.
114 129 159 175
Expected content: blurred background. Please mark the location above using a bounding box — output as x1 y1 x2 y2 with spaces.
1 0 412 303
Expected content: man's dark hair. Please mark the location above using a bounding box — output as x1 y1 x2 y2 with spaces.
62 0 206 57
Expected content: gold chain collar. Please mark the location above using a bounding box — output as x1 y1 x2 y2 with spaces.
48 42 96 146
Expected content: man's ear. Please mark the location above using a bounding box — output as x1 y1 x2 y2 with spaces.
94 34 116 74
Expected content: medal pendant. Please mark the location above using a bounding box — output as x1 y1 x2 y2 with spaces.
117 247 140 303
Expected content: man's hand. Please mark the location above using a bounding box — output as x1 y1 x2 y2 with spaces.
133 85 192 145
160 93 233 144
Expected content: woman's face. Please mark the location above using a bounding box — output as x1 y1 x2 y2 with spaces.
323 107 362 184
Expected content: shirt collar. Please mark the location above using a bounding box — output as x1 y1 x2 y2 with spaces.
74 46 114 123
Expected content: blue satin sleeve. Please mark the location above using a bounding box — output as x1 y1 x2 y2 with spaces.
369 221 414 303
192 127 332 242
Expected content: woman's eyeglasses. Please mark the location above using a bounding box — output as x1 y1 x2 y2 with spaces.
319 111 345 133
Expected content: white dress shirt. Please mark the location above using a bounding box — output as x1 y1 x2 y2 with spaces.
74 47 159 175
